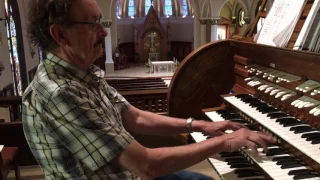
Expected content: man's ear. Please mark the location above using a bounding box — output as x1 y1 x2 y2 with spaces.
49 24 68 47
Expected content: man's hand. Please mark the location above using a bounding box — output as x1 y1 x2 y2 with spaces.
220 128 277 156
201 120 245 137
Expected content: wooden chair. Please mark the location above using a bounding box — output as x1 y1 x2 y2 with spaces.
0 146 21 180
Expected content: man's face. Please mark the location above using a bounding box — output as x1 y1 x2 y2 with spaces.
63 0 107 67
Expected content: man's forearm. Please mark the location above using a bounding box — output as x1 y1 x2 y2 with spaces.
132 110 207 136
145 137 224 178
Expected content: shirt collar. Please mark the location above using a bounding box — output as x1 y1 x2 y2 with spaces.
45 53 105 81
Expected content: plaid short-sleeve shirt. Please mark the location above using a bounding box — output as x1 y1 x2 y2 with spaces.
22 53 138 180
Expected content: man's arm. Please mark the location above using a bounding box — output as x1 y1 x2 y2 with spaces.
122 106 243 136
112 128 276 180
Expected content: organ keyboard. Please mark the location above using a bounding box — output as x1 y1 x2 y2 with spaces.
168 40 320 180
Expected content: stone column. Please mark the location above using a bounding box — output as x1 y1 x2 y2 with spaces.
199 19 207 46
210 18 220 42
102 20 114 74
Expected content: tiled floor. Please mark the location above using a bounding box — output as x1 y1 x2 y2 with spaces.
7 161 220 180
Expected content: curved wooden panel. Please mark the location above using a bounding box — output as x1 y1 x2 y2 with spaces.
168 41 235 119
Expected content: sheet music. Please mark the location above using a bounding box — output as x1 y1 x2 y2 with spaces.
256 0 305 47
0 145 3 152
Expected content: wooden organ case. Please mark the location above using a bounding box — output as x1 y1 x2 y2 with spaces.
168 40 320 180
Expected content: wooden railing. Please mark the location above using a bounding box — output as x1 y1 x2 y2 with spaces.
107 78 169 114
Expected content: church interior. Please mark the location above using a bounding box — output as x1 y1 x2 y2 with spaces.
1 0 320 179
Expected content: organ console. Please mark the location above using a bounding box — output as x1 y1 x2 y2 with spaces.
168 40 320 179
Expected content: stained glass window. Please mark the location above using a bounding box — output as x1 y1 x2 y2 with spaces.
182 0 188 16
116 0 120 17
128 0 134 17
5 0 22 96
165 0 172 16
145 0 152 14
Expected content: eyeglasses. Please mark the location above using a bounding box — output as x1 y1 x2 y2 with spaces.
69 18 102 31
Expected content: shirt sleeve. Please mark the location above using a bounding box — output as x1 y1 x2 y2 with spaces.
44 86 134 173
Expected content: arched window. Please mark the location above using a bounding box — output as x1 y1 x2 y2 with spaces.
238 9 245 27
116 0 120 17
165 0 173 16
145 0 152 14
128 0 134 17
182 0 188 16
4 0 27 96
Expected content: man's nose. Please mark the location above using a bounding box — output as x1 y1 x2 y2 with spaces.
97 23 108 37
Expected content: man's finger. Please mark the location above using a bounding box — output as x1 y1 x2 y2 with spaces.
248 134 268 154
226 121 245 130
246 141 258 157
256 131 277 143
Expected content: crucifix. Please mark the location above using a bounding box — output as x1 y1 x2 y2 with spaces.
148 32 157 52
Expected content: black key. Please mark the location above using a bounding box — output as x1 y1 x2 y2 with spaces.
301 132 320 138
306 135 320 141
276 118 297 123
281 162 304 169
236 94 252 98
243 98 259 103
257 106 276 112
261 109 279 114
293 172 320 180
294 128 315 134
230 163 253 168
225 157 246 163
290 126 312 132
311 139 320 144
228 161 249 165
288 169 315 175
272 156 294 162
264 147 286 153
277 160 301 165
220 152 242 158
283 121 305 127
216 109 233 114
267 113 289 119
249 102 266 107
275 157 296 163
221 114 241 119
306 136 320 141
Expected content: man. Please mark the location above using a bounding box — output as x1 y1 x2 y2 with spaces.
22 0 275 179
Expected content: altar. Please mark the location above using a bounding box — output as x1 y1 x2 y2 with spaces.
150 61 175 73
148 52 159 61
